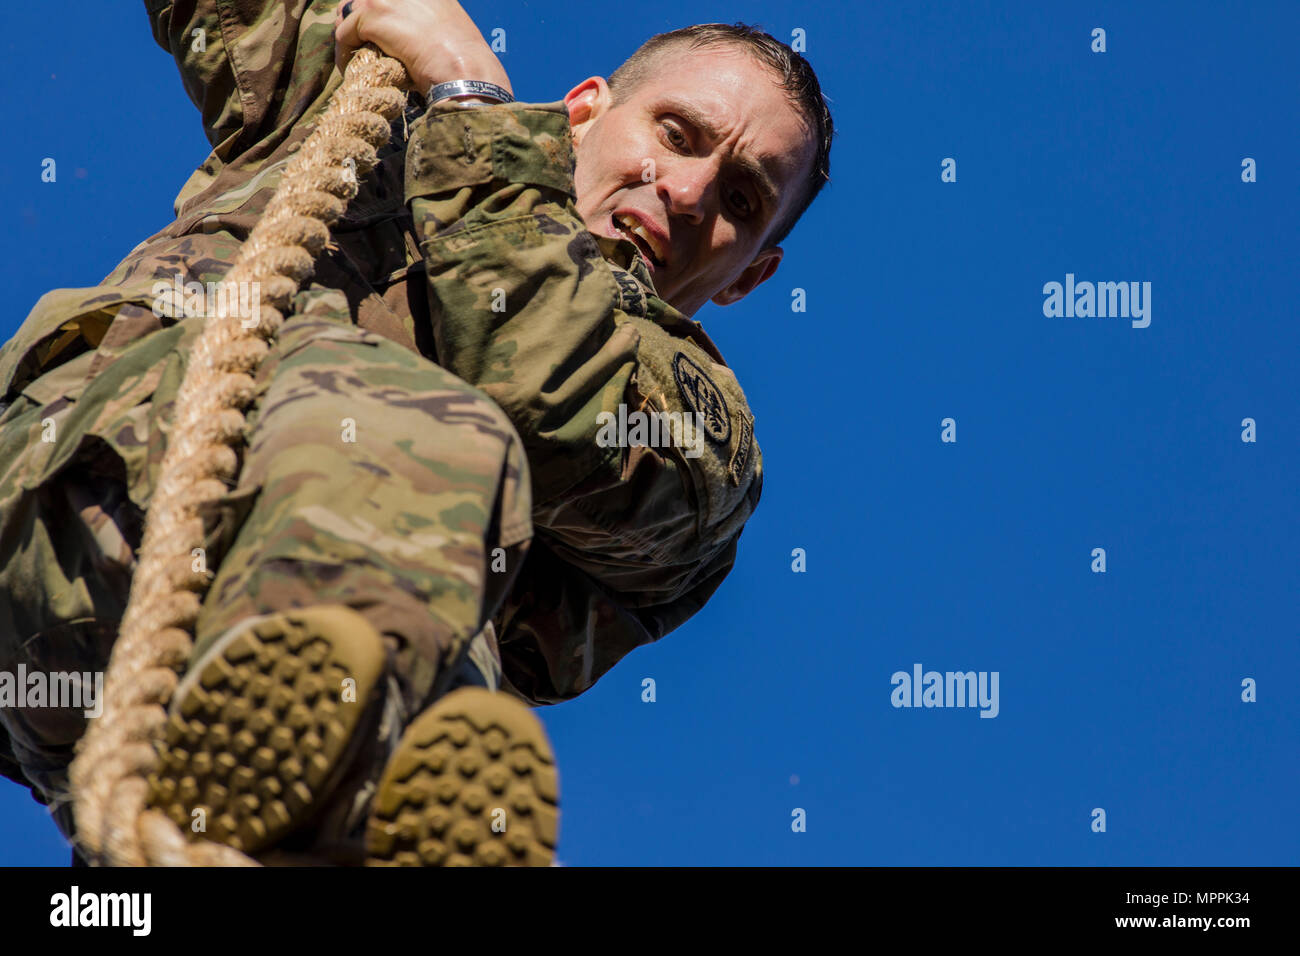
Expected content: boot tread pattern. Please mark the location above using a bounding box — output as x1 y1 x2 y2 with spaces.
149 608 385 855
366 688 559 867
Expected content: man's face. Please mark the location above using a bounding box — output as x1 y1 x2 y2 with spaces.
564 46 815 317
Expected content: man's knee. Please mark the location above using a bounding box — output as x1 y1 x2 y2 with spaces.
243 303 532 545
195 305 533 704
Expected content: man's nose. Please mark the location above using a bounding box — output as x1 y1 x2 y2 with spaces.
657 157 717 224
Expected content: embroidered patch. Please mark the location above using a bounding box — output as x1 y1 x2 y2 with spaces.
609 267 645 316
728 410 754 485
673 352 730 444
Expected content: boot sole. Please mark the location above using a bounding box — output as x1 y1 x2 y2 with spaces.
365 687 559 866
149 605 386 855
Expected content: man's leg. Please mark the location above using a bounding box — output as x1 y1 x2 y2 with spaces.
0 284 556 864
0 319 157 840
144 287 555 864
194 286 531 703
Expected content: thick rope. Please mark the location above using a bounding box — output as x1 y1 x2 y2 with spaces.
67 47 409 867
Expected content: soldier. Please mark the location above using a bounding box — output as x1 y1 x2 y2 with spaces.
0 0 832 865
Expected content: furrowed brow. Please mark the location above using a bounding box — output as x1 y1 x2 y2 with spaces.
668 101 781 215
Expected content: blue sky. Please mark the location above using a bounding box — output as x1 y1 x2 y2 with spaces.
2 0 1296 866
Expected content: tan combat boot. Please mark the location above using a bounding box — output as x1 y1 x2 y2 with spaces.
364 686 559 866
147 605 559 865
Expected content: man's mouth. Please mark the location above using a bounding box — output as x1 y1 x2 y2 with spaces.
611 213 667 271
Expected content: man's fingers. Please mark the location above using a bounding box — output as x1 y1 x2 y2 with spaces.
331 0 496 93
334 0 363 74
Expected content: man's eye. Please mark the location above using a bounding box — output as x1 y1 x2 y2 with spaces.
662 122 688 150
729 189 753 217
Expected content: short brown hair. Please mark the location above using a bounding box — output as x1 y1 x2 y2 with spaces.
607 23 834 248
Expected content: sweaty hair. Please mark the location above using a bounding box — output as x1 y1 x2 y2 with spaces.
606 23 834 249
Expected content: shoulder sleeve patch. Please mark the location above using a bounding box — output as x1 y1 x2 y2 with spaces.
728 408 754 486
624 318 761 543
672 352 730 444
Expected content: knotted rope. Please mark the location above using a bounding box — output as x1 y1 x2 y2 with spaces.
67 47 409 866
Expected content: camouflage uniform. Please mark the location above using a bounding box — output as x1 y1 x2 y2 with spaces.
0 0 763 844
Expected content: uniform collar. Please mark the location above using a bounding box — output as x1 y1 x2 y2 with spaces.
592 233 731 368
594 234 660 297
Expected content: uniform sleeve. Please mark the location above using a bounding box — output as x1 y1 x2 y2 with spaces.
405 101 763 702
145 0 340 158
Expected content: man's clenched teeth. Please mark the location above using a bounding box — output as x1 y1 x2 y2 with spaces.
614 214 666 267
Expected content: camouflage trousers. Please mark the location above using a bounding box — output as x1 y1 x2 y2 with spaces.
0 284 533 840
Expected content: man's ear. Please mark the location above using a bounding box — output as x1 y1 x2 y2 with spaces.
563 76 611 147
711 247 784 306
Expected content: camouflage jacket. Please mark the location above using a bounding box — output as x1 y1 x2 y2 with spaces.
0 0 762 705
